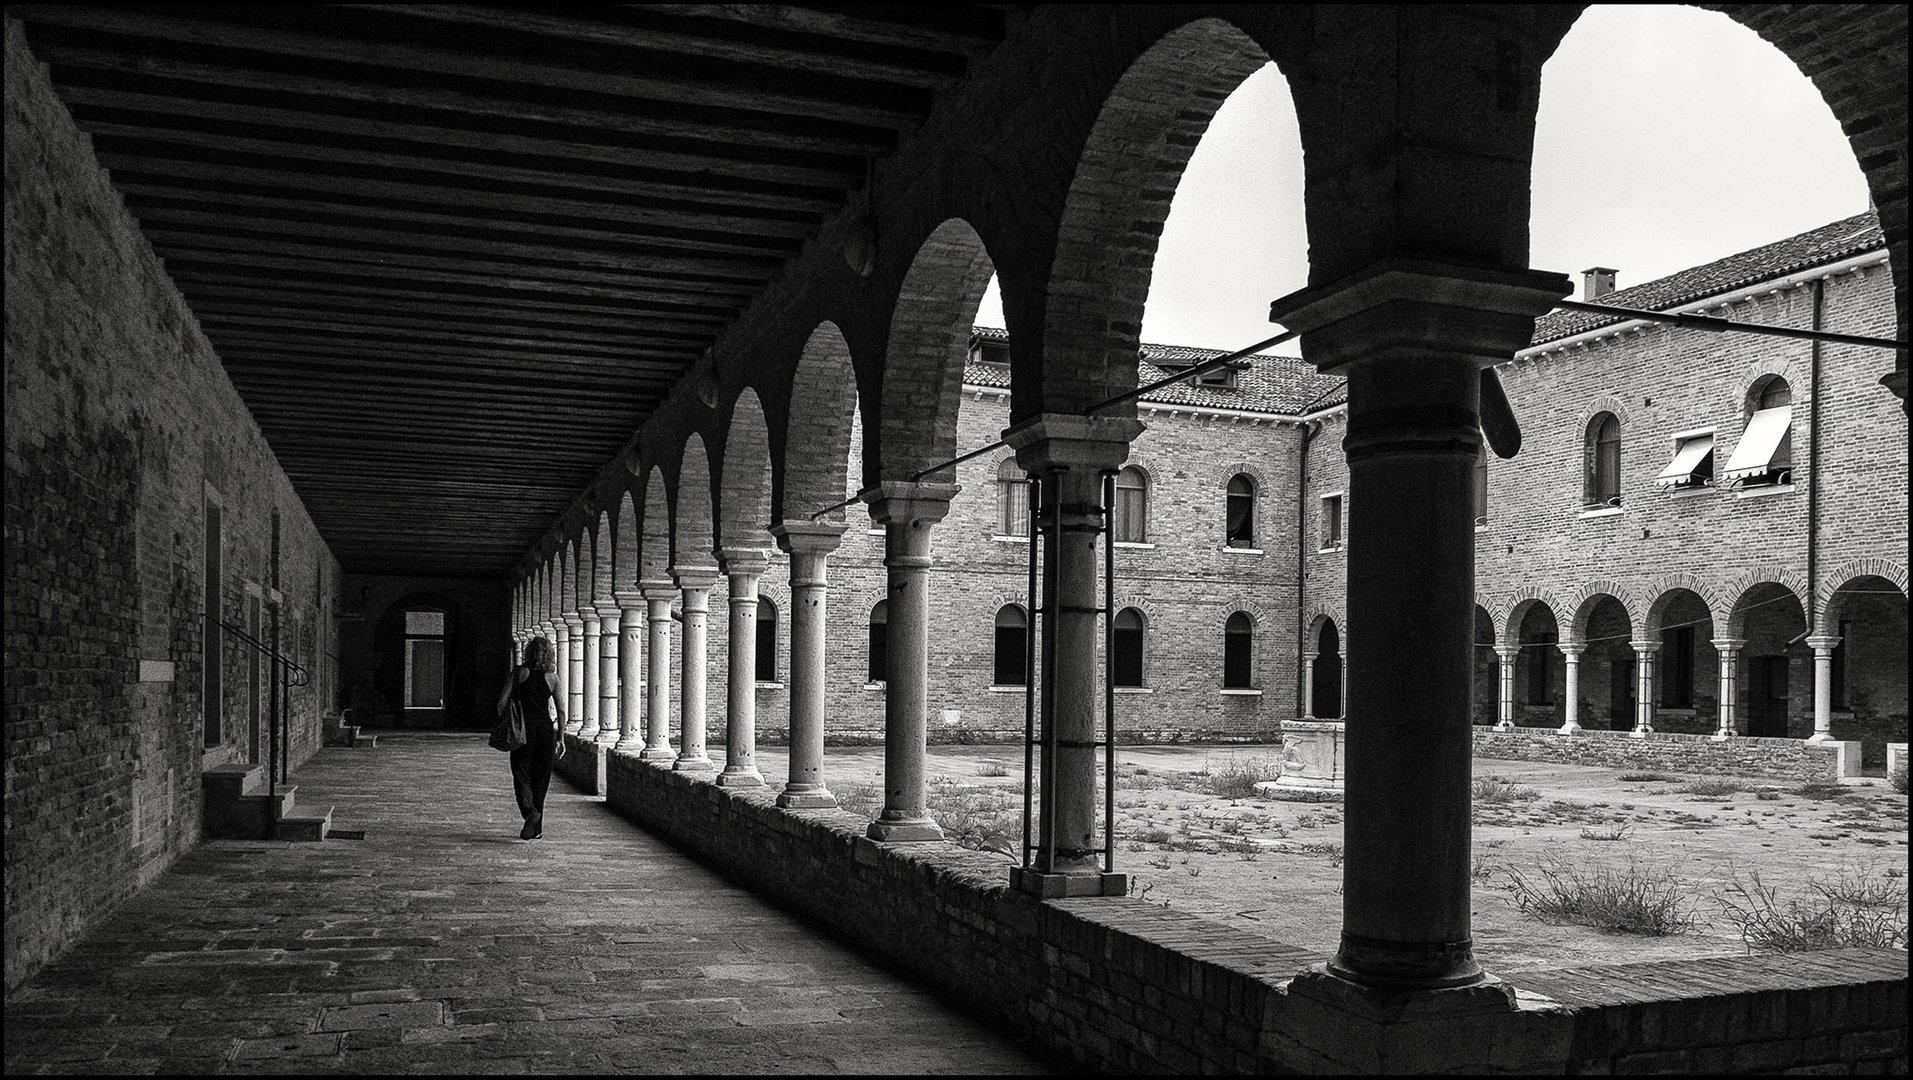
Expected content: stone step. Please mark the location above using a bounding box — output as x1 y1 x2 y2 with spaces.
274 805 332 842
203 776 299 839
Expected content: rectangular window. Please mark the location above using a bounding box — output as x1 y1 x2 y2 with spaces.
247 591 263 762
1000 478 1030 537
1320 494 1343 550
1112 628 1144 687
1663 625 1695 708
756 613 777 682
993 625 1027 686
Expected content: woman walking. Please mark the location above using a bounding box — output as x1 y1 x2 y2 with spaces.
497 636 566 839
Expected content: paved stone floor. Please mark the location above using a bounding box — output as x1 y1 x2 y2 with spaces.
3 732 1056 1074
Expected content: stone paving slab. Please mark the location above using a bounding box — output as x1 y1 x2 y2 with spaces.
3 731 1055 1075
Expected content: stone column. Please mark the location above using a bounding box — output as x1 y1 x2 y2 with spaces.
862 482 958 842
716 548 771 788
672 566 718 773
1004 415 1143 896
1269 258 1570 991
578 609 602 740
1710 637 1745 739
1805 635 1840 743
639 580 676 763
1557 641 1586 735
595 602 622 745
772 522 846 809
1493 644 1519 731
567 615 589 732
1300 650 1318 719
615 592 646 751
552 620 574 730
1630 640 1658 736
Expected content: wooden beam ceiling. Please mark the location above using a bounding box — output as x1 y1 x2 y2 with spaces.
12 4 1005 577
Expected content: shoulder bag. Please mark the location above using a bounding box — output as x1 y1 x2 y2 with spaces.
489 671 529 752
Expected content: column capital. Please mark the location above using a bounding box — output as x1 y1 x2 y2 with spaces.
1629 639 1661 655
1710 637 1748 653
1805 635 1842 652
1002 413 1146 474
670 564 719 590
639 578 677 604
865 481 959 526
770 520 847 557
717 547 772 578
1494 644 1521 662
561 614 584 631
1267 257 1571 373
1557 640 1589 658
612 588 645 610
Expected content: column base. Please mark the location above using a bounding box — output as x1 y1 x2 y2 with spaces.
1711 729 1736 742
638 744 675 763
578 726 601 742
614 735 645 753
1555 721 1582 736
1804 732 1835 744
1491 720 1515 732
1328 932 1483 991
715 766 765 788
866 816 943 842
594 730 621 746
776 788 838 809
1010 867 1128 898
672 754 716 774
1265 964 1560 1074
1630 725 1653 738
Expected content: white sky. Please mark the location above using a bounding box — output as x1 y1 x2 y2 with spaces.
973 5 1871 353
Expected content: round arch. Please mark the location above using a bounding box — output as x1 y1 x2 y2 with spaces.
878 218 996 483
718 387 774 554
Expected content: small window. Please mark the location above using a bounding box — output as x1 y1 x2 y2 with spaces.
867 599 888 683
1722 377 1794 487
1113 467 1148 544
1319 494 1343 550
1654 432 1715 490
1585 413 1622 507
1225 475 1255 548
1473 443 1488 526
756 598 778 682
993 605 1028 686
996 458 1030 537
1223 612 1253 689
972 340 1011 368
1112 608 1145 687
1195 364 1237 389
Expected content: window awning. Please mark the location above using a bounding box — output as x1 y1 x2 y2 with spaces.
1722 407 1793 481
1654 435 1714 488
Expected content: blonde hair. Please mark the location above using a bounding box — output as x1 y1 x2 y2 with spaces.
523 636 556 673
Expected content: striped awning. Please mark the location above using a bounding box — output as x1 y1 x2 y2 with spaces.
1654 434 1715 488
1722 408 1793 482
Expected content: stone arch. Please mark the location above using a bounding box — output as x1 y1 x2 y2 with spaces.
987 587 1031 612
1304 610 1346 650
878 218 996 482
1473 602 1500 646
639 467 672 584
591 511 614 606
1644 573 1727 633
1817 559 1909 631
778 321 862 527
559 541 577 618
1501 588 1566 648
1577 396 1631 434
1036 17 1275 418
1109 596 1161 628
1221 598 1269 625
1568 583 1640 642
672 435 718 571
614 488 640 597
1724 567 1811 636
718 387 774 553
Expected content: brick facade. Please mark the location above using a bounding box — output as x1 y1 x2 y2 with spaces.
4 22 340 992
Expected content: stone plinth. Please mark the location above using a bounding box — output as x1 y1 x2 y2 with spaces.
1274 719 1346 790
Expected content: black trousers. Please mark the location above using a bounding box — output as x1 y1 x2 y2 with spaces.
509 720 558 819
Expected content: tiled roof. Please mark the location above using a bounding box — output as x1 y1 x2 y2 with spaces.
965 327 1346 416
1529 211 1884 346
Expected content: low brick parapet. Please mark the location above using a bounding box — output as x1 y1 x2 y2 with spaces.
1474 726 1846 782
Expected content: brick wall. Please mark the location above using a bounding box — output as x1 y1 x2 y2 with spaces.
1473 727 1845 782
3 19 340 992
605 756 1907 1073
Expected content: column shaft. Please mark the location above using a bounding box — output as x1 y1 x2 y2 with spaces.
565 618 586 732
641 584 675 762
674 570 716 772
864 485 955 842
1559 643 1586 734
1712 638 1745 739
580 612 602 739
717 552 769 787
1806 635 1840 742
616 599 645 750
773 524 845 809
1631 641 1658 736
1495 645 1519 730
1300 650 1318 719
596 604 621 745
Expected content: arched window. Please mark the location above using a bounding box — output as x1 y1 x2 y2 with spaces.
866 599 888 684
1112 608 1145 687
1722 376 1795 486
993 605 1028 686
1113 467 1148 544
1584 413 1622 507
1225 474 1255 548
1312 619 1343 718
755 598 778 682
1223 612 1253 688
996 458 1030 537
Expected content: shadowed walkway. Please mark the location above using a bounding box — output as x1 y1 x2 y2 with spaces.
3 732 1055 1074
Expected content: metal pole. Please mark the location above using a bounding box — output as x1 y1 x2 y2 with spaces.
1102 470 1116 875
1040 471 1061 875
1021 477 1038 871
1553 298 1908 352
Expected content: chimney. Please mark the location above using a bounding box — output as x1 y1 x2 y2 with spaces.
1581 267 1618 301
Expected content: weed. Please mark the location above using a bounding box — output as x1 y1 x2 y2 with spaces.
1292 841 1344 867
975 759 1009 778
1472 854 1498 881
1133 827 1172 845
1505 854 1699 936
1892 766 1908 795
1579 822 1634 842
1474 775 1541 804
1185 865 1203 879
1619 772 1680 783
1756 791 1783 801
1148 854 1171 870
1205 755 1280 800
1678 778 1751 797
1793 779 1852 800
835 783 882 819
1717 866 1908 952
1294 812 1322 829
927 793 1020 858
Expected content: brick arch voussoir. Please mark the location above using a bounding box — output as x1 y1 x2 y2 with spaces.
717 386 775 553
878 218 996 482
591 513 615 605
1817 559 1910 633
779 321 862 526
1111 595 1160 628
1040 17 1274 417
1304 610 1345 652
638 467 673 585
987 588 1031 615
614 489 641 596
671 434 719 572
1643 573 1726 634
1501 588 1566 648
1724 566 1810 637
1568 582 1641 643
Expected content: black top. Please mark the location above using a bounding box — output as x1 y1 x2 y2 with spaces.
513 667 558 728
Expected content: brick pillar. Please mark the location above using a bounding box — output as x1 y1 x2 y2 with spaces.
1630 640 1658 737
716 548 770 788
772 521 846 809
615 592 645 751
1270 257 1570 991
1557 641 1587 735
863 482 957 842
1300 650 1318 719
1805 635 1841 743
672 566 718 773
639 581 676 763
1004 414 1141 897
1711 637 1745 740
595 602 622 745
1494 644 1519 731
578 610 602 740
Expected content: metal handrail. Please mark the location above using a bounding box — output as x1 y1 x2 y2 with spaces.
202 611 310 836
